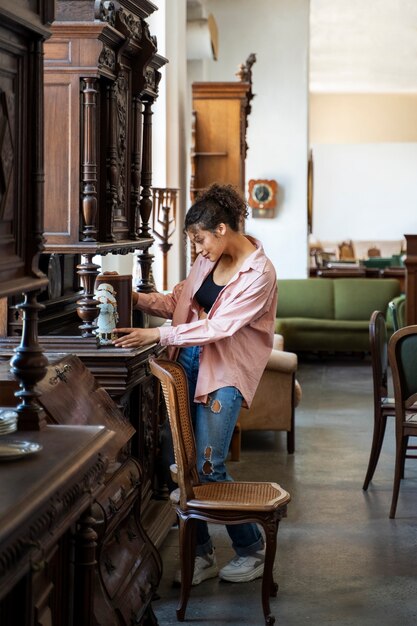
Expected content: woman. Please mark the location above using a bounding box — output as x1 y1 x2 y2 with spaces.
113 183 277 585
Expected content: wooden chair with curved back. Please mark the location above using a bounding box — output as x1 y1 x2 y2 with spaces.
362 311 395 490
388 300 400 332
149 357 291 626
388 325 417 518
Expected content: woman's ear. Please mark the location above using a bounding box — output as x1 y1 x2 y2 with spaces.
216 223 227 237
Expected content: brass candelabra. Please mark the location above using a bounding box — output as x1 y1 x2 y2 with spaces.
152 188 179 291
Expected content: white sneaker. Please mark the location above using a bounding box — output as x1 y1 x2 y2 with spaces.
173 550 219 586
219 548 265 583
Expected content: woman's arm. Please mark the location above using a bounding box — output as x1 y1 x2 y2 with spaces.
132 281 186 319
158 270 276 348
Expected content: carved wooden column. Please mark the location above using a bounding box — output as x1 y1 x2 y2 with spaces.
404 234 417 325
137 99 155 295
76 77 101 336
81 78 99 243
77 255 101 337
73 508 99 626
32 38 47 279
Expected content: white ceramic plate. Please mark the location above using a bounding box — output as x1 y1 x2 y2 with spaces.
0 439 43 461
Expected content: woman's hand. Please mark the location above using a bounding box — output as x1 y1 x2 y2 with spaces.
112 327 160 348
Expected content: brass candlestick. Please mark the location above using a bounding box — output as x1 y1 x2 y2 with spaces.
152 188 179 291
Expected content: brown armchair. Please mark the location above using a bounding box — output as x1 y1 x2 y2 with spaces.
230 334 302 461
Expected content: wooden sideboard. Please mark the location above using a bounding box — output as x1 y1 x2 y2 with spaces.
310 266 406 293
0 424 113 625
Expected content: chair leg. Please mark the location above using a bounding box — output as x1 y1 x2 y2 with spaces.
287 385 295 454
362 413 387 490
287 428 294 454
401 435 409 479
261 521 279 625
176 516 195 621
230 422 241 461
390 437 407 519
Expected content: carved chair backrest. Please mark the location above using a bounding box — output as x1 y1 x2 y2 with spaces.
338 240 355 260
388 326 417 416
367 246 381 258
149 358 199 508
369 311 389 403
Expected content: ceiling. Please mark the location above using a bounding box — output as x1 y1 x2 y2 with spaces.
310 0 417 93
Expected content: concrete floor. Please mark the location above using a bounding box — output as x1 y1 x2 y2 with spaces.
153 358 417 626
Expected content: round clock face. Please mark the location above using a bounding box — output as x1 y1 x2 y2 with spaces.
253 183 272 203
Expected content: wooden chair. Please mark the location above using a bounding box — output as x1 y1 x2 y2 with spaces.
338 240 355 261
149 357 290 626
367 245 381 258
388 325 417 518
362 311 395 490
388 297 406 332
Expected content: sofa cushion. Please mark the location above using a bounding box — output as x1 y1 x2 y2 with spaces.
333 278 401 321
275 318 371 352
276 318 369 333
277 279 334 319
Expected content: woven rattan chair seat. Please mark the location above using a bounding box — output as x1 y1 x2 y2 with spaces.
189 481 289 511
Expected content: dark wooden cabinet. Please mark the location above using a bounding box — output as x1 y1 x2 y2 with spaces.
0 1 171 625
43 0 167 335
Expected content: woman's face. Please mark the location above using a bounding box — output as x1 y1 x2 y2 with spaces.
187 225 225 262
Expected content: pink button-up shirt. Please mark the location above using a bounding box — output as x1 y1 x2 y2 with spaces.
136 237 277 408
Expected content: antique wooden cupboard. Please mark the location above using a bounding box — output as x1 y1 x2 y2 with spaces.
0 0 174 624
0 1 114 625
190 54 256 203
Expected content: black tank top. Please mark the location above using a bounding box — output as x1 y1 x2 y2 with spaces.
195 271 224 313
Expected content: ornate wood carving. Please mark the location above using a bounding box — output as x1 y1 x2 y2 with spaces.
0 424 113 613
42 5 167 334
131 95 143 238
73 509 99 626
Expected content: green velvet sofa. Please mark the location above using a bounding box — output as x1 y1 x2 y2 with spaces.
275 278 402 353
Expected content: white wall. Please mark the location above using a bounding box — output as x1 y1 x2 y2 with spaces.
312 143 417 242
149 0 188 289
310 93 417 249
204 0 310 278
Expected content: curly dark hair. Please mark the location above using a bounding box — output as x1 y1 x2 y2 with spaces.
184 183 248 233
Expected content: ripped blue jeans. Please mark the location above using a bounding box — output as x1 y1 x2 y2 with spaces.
177 346 263 558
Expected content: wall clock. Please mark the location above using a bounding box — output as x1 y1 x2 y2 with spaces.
247 179 278 217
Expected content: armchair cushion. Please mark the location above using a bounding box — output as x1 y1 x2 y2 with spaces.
231 335 300 460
